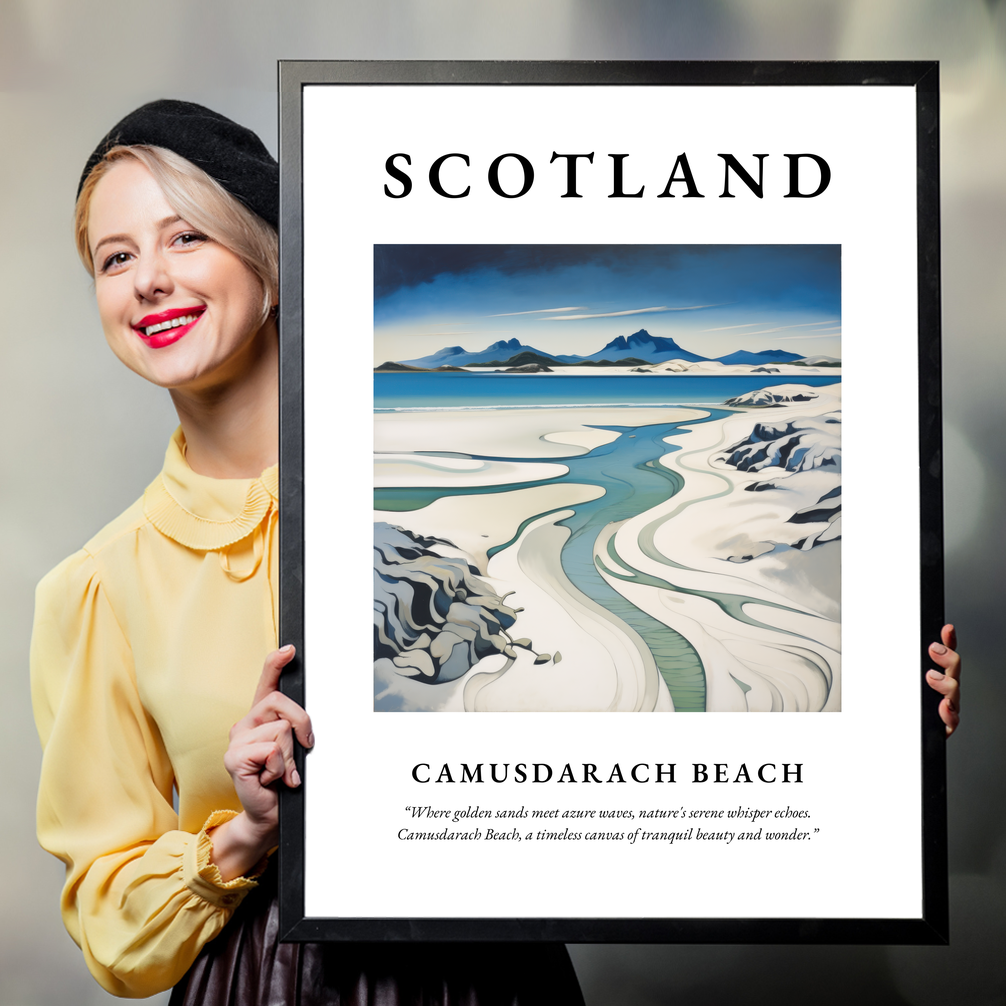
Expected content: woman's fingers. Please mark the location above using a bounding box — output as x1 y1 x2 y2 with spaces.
928 631 961 684
241 644 314 749
258 742 289 788
926 684 960 736
930 627 960 672
232 689 314 750
926 669 960 736
941 623 958 653
218 646 309 850
252 644 296 707
256 691 313 749
927 623 961 737
223 644 312 818
230 719 302 788
926 667 959 703
224 738 287 788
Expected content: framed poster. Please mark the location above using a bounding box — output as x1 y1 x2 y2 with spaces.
277 61 946 943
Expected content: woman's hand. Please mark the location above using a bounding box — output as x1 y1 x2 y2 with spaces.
926 624 961 738
209 645 314 881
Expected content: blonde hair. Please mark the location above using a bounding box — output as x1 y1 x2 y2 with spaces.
75 145 278 322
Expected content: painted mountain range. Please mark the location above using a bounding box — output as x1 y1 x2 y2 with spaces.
397 329 809 369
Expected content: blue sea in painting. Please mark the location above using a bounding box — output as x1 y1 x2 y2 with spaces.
375 373 841 410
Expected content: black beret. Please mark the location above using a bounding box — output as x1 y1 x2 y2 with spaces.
78 99 278 228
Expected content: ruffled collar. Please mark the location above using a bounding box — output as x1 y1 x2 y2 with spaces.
143 428 278 551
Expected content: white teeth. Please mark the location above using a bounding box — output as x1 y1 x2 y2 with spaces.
142 313 199 337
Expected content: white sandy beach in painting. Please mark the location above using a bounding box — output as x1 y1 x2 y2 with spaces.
374 389 841 713
374 406 695 457
600 385 841 713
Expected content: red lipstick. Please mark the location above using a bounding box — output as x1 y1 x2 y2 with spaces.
133 306 206 349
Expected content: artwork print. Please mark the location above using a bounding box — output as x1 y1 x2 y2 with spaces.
373 244 841 713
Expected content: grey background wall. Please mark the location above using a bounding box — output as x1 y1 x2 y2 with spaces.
1 2 1003 1003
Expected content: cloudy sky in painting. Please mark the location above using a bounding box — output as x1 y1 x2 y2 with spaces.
374 244 841 364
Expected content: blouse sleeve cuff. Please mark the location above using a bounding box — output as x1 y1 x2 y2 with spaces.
182 810 269 909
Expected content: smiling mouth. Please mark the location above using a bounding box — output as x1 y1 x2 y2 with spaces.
142 313 199 337
131 307 207 349
135 307 206 338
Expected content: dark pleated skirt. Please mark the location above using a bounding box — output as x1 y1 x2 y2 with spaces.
169 869 585 1006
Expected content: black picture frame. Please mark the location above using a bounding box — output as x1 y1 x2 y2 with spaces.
277 60 945 944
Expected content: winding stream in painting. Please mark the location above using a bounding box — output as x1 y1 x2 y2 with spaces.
376 414 713 709
375 376 839 713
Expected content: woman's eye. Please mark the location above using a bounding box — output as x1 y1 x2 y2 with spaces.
173 231 208 248
101 251 132 273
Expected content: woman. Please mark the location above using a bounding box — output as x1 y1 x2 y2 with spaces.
31 99 585 1003
32 99 962 1002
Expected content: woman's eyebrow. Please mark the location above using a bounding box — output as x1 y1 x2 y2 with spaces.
92 232 133 256
92 216 185 257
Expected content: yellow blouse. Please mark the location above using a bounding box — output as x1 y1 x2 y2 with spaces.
31 429 279 998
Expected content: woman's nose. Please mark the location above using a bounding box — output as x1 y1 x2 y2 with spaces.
133 249 173 302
